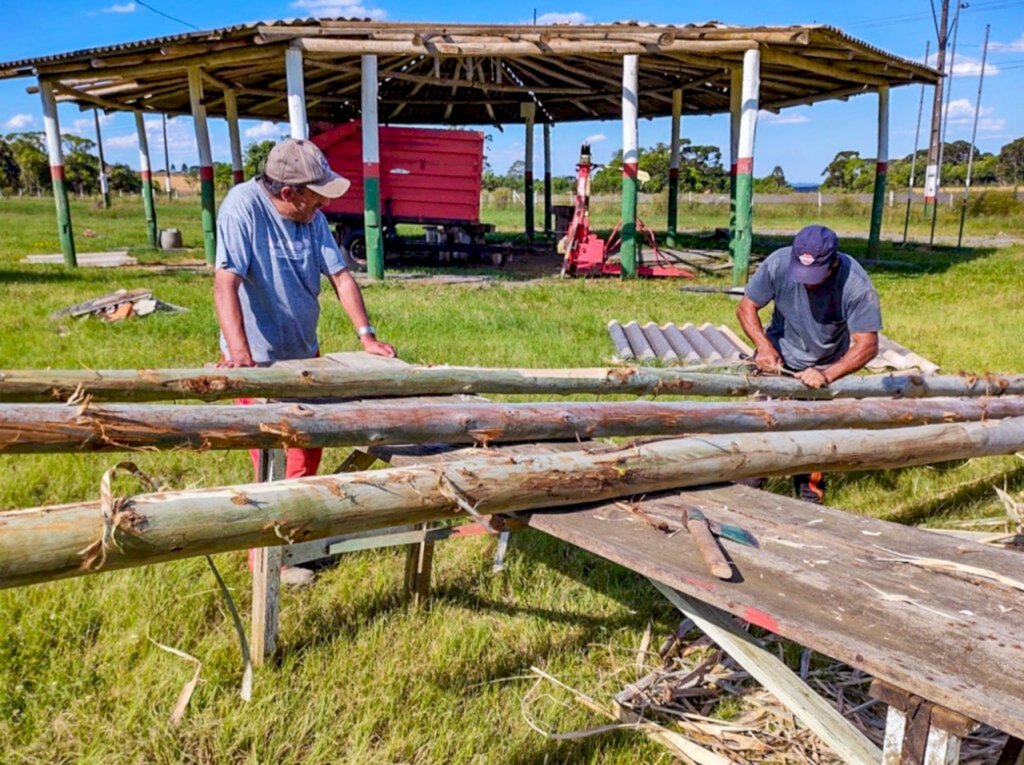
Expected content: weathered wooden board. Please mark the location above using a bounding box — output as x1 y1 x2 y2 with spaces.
518 483 1024 740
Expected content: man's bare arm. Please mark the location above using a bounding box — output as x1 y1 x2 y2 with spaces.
213 269 255 367
736 297 782 372
327 269 396 358
823 331 878 383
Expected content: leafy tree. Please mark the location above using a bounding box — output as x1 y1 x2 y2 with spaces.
108 163 141 193
213 161 234 191
243 140 275 179
0 140 21 193
5 132 50 194
754 165 791 193
62 134 99 194
821 150 872 190
997 137 1024 187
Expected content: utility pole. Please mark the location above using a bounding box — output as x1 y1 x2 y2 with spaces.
923 0 950 217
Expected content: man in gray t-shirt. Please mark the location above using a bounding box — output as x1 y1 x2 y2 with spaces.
736 225 882 502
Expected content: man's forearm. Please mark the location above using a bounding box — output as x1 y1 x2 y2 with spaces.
332 271 373 332
736 298 772 350
213 278 252 362
822 333 879 383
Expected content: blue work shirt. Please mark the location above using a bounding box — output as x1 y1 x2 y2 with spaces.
215 180 348 363
744 248 883 371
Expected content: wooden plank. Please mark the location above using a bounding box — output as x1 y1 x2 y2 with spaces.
519 483 1024 740
250 448 286 666
651 581 881 765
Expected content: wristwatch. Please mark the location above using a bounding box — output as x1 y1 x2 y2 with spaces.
357 325 376 338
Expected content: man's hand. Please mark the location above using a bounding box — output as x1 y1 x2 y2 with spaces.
754 343 782 373
216 350 257 368
796 367 829 389
360 336 397 358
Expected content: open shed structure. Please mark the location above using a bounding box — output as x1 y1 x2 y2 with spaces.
0 19 938 281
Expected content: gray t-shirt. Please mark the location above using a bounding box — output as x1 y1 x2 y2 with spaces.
744 248 883 371
215 180 348 363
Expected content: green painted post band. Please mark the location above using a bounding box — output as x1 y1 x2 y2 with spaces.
868 164 887 260
141 178 158 248
199 176 216 265
52 176 77 267
666 169 679 248
364 172 384 280
620 166 638 277
732 170 754 286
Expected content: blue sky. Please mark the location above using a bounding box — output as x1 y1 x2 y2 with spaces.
1 0 1022 183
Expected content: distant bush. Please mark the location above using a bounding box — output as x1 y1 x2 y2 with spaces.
968 190 1024 217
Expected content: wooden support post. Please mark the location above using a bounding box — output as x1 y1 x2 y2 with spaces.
868 85 890 260
92 109 110 209
997 737 1024 765
134 111 158 248
285 47 308 140
620 53 639 278
728 66 741 256
521 101 536 242
38 80 76 267
187 67 216 265
731 48 760 287
251 448 286 666
667 88 682 247
161 114 172 195
543 122 552 237
870 679 977 765
361 54 385 280
652 581 881 765
224 89 245 185
404 522 435 606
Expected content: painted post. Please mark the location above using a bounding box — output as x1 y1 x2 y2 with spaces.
521 102 535 241
134 111 158 248
38 80 76 267
543 122 552 237
93 109 110 209
728 66 742 255
868 86 890 260
161 114 172 195
732 49 760 287
667 88 682 247
187 67 216 265
224 89 245 185
361 54 384 280
286 47 308 140
620 54 639 278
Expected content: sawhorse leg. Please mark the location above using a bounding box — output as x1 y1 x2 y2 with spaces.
251 448 286 666
870 680 977 765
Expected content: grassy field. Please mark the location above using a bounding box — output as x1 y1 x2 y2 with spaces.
1 195 1023 763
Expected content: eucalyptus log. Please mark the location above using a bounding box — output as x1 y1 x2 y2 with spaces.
1 366 1023 403
3 397 1024 454
3 416 1024 591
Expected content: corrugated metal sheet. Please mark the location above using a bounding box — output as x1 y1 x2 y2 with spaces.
608 321 939 374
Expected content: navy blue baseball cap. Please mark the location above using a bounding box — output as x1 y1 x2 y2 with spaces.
787 225 839 284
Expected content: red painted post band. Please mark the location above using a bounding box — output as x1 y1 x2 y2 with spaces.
730 163 737 178
141 170 152 182
736 157 754 175
362 161 380 179
232 170 244 184
199 165 214 182
524 170 534 183
622 163 638 179
669 167 679 180
50 165 65 181
876 161 888 174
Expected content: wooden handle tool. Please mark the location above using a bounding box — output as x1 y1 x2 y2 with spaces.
684 508 733 580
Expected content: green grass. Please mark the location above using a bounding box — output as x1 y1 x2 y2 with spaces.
0 196 1022 763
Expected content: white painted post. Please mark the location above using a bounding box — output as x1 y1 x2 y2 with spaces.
667 88 682 247
732 48 760 286
868 84 890 259
161 114 172 195
134 111 158 248
521 101 536 241
224 89 244 185
361 54 384 281
620 54 639 277
93 109 110 209
187 66 216 265
285 47 308 140
39 80 76 267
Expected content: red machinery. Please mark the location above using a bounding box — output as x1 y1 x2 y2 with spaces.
559 144 694 279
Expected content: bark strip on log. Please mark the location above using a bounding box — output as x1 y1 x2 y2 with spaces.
0 365 1021 403
1 397 1023 454
3 415 1024 590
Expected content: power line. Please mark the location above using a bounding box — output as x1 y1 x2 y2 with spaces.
135 0 200 31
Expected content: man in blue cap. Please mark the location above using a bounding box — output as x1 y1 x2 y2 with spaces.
736 224 882 503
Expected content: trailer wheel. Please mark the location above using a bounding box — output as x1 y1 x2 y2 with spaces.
489 251 508 267
343 231 367 271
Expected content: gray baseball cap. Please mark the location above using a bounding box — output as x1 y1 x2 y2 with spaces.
264 138 351 198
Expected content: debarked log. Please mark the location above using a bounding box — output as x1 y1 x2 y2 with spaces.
0 365 1022 403
2 397 1024 453
3 415 1024 590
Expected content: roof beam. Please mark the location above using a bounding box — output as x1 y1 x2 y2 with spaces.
760 47 889 88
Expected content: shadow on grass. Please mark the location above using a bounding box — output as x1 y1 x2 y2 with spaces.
0 267 80 285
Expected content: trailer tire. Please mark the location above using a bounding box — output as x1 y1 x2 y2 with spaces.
343 231 368 271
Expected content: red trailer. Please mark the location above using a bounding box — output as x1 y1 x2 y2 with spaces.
311 122 501 265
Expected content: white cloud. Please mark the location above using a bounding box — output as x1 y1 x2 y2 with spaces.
106 133 139 150
758 110 810 125
926 52 999 78
290 0 386 20
532 12 589 25
100 1 136 12
943 97 1006 133
4 113 34 130
584 132 606 144
244 121 285 140
991 33 1024 52
68 112 114 135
